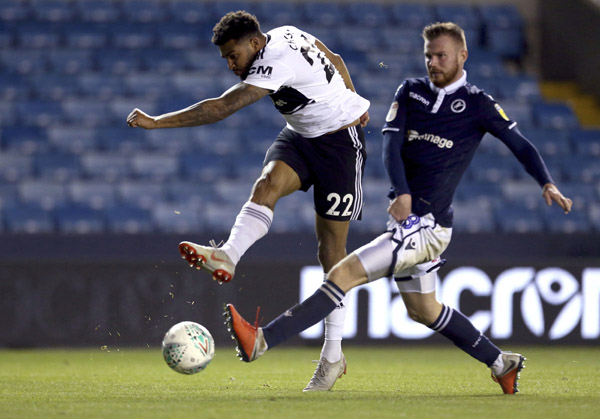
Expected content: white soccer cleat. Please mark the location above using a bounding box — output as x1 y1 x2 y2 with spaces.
178 240 235 283
491 352 526 394
303 354 347 392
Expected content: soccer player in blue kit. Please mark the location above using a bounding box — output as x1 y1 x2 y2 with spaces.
224 22 573 394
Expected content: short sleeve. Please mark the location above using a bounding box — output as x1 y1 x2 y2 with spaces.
243 56 295 92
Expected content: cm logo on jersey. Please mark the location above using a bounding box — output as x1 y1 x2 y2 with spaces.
248 65 273 78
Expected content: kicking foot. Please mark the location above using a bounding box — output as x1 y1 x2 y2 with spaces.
179 240 235 283
303 354 347 392
224 304 267 362
491 352 526 394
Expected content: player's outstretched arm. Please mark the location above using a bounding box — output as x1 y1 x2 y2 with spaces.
542 183 573 214
126 83 269 129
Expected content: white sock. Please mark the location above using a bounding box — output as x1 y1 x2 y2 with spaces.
220 201 273 265
320 292 349 363
491 353 505 375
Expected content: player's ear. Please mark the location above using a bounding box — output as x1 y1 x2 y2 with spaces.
459 48 468 65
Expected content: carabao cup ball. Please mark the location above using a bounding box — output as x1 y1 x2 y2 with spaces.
162 321 215 374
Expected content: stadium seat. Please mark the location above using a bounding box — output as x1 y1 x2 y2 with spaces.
18 180 68 209
468 154 520 182
68 180 117 210
1 50 47 74
80 152 132 181
452 201 496 233
31 0 75 22
0 0 30 21
62 99 111 127
31 74 80 101
0 153 33 182
0 126 49 154
46 126 98 154
107 98 158 124
152 202 204 233
166 0 216 24
139 50 186 75
180 154 231 182
494 75 541 103
55 203 105 234
34 152 81 182
541 205 590 233
500 180 545 209
213 2 258 21
189 126 246 156
123 73 174 97
588 203 600 232
96 127 148 153
338 27 382 53
520 128 571 157
105 204 154 233
46 49 94 75
499 101 534 128
0 74 29 101
389 4 436 29
157 23 210 50
434 4 481 30
121 0 165 23
117 181 166 210
167 181 216 207
78 74 125 100
16 22 61 48
63 22 109 48
96 49 143 74
203 201 243 231
465 51 507 80
561 155 600 183
213 180 253 209
110 23 156 49
479 4 523 30
74 0 121 23
257 2 298 26
302 3 347 27
4 204 55 234
454 180 502 204
485 28 525 60
0 102 17 126
0 183 18 209
17 100 66 127
572 129 600 156
346 3 389 27
476 133 512 156
131 153 180 180
532 102 579 130
184 50 223 73
494 204 544 233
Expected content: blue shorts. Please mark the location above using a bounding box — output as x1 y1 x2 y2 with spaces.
264 125 366 221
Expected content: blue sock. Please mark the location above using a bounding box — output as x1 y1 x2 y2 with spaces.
262 280 345 349
429 305 501 367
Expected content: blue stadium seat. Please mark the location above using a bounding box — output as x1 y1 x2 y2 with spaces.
390 4 435 29
520 128 571 157
171 72 227 98
107 98 158 124
0 0 30 21
203 201 243 231
302 3 347 27
0 183 18 209
468 154 520 182
455 180 502 203
338 27 382 52
494 75 541 102
476 133 512 156
479 4 524 30
62 99 110 127
55 203 105 234
166 0 216 24
31 74 81 101
494 204 544 233
167 182 216 207
63 22 109 48
452 201 496 233
572 129 600 156
380 28 424 54
77 74 125 100
500 180 545 209
18 180 68 209
541 205 590 233
532 102 579 130
74 0 121 23
588 203 600 232
47 126 98 153
1 50 47 74
184 50 223 73
499 101 534 128
16 22 61 48
105 204 154 233
180 154 231 182
96 127 148 152
257 2 298 26
346 3 389 27
0 102 17 126
0 126 49 154
121 0 165 23
0 74 29 101
189 126 246 156
213 180 253 209
46 49 94 74
109 23 156 49
465 51 507 79
17 101 65 127
0 153 33 182
434 4 481 29
68 181 117 210
123 73 174 97
152 202 204 233
229 153 265 180
117 181 166 210
131 153 180 180
355 75 401 103
213 2 257 21
555 182 596 212
139 49 186 74
34 152 81 182
31 0 75 22
96 49 143 74
81 152 132 181
157 23 211 50
4 204 55 233
561 155 600 183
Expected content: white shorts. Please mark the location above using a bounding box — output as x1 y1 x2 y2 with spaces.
353 213 452 294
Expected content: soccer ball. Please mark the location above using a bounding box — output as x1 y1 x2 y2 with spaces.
162 321 215 374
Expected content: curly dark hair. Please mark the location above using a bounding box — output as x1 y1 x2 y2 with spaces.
212 11 261 45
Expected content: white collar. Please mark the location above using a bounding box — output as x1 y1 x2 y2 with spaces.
428 70 467 95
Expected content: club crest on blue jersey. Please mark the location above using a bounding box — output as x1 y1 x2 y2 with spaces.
451 99 466 113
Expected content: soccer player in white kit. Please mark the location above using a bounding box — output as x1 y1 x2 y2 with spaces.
224 22 574 395
127 11 370 391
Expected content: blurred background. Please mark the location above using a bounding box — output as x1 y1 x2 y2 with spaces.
0 0 598 348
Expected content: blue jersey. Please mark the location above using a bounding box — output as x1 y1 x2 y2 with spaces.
382 73 552 227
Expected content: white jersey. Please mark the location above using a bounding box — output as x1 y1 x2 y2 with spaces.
243 26 370 138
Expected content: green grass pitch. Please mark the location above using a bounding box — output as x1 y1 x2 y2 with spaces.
1 346 598 418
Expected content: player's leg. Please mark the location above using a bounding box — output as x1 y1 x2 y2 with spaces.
179 160 301 282
399 280 525 394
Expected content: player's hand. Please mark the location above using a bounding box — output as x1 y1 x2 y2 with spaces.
127 108 157 129
388 193 412 222
359 111 370 127
542 183 572 214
